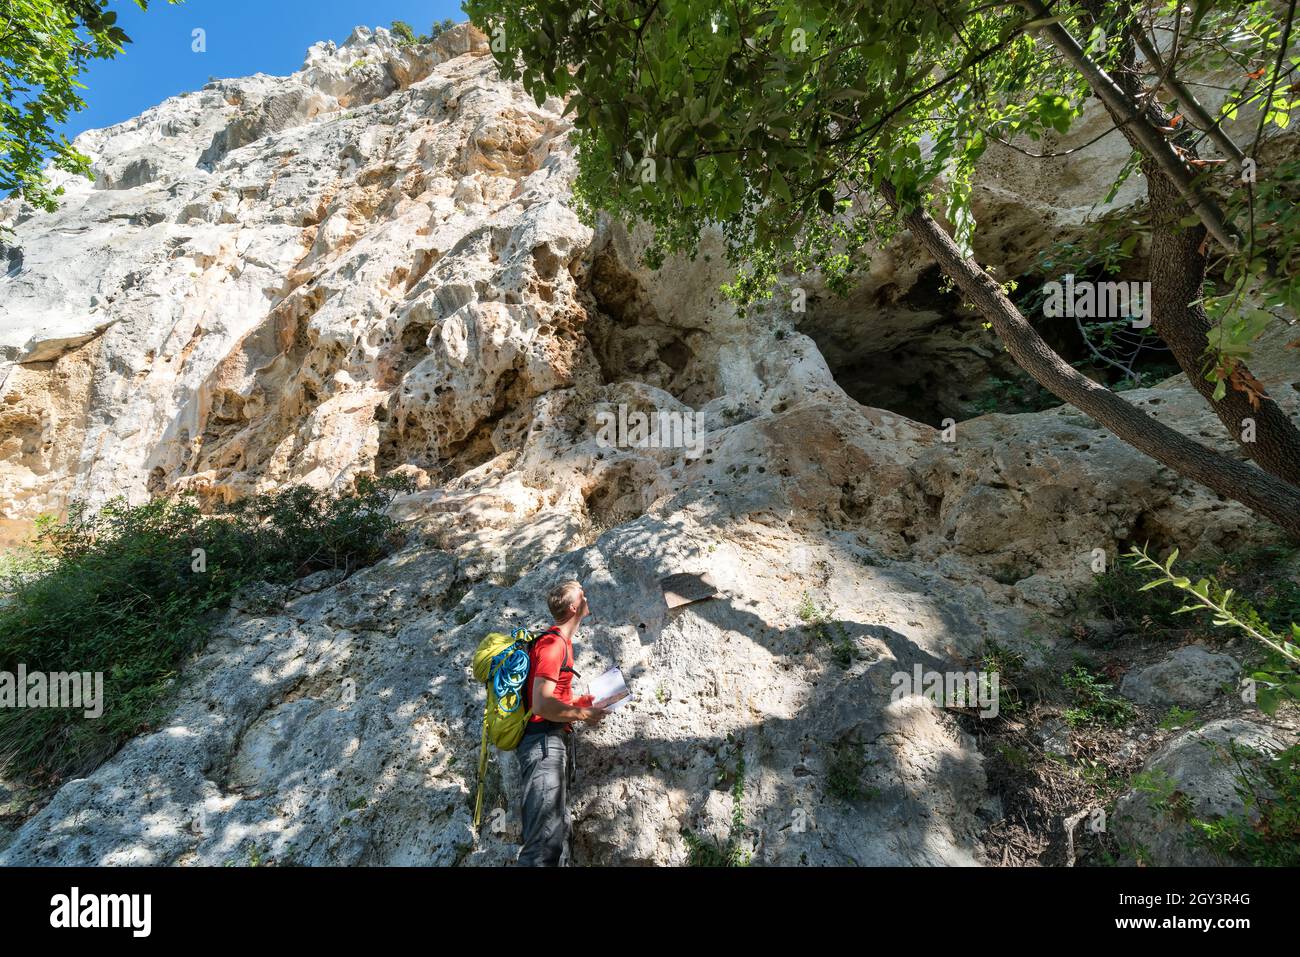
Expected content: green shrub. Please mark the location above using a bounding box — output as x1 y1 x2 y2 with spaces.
0 474 412 784
428 17 457 40
389 19 417 44
683 756 751 866
1126 545 1300 714
682 827 750 867
1089 543 1300 648
978 639 1028 717
1088 558 1191 631
969 374 1058 416
1061 664 1136 728
1190 743 1300 867
389 17 456 45
1111 364 1180 392
1129 768 1191 819
1158 706 1198 731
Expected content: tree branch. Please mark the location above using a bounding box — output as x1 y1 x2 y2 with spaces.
879 178 1300 535
1017 0 1242 252
1130 23 1245 162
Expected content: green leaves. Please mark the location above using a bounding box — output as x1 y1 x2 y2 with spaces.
468 0 1065 293
769 167 792 203
1 0 182 212
1125 543 1300 715
465 0 1300 368
1026 91 1078 135
0 474 415 783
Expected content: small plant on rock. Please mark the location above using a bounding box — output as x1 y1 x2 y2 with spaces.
1061 664 1136 728
1188 742 1300 867
826 738 877 802
683 756 751 867
797 592 855 668
1159 706 1198 731
1127 544 1300 714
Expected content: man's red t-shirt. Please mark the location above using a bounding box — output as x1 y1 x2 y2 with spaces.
523 627 575 728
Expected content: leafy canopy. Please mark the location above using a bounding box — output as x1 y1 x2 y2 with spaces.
464 0 1296 349
1 1 179 212
464 0 1090 299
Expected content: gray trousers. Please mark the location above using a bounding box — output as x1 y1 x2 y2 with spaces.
515 727 576 866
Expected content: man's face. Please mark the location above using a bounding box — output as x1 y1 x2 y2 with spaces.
573 588 591 621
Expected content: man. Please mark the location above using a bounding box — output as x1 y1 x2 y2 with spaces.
517 579 606 866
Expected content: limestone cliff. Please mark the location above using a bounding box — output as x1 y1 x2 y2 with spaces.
0 23 1295 866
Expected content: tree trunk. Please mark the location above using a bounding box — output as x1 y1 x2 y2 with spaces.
1144 170 1300 486
1092 26 1300 487
880 181 1300 537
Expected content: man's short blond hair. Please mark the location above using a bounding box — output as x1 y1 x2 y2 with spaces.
547 580 583 622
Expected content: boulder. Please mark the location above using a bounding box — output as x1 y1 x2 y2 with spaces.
1120 645 1241 709
1112 719 1292 866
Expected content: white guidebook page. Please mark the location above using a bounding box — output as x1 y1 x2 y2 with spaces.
590 667 632 711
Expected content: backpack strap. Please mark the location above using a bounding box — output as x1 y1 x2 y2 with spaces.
473 698 490 831
534 624 581 677
523 626 580 737
531 625 577 674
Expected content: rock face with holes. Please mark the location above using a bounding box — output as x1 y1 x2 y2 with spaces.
1 24 1297 866
0 23 586 528
0 508 1021 866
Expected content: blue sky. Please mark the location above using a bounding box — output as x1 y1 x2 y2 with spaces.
56 0 468 143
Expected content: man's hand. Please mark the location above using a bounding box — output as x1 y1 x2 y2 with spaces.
533 677 607 725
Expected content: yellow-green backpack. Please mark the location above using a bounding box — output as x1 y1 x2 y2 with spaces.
471 627 543 829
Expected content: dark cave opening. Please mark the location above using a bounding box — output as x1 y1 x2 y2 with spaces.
807 265 1181 427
